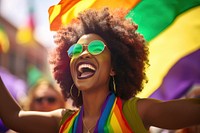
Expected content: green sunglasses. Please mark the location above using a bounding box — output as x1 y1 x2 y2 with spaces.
67 40 106 58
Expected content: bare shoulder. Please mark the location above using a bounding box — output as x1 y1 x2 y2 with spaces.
137 98 162 116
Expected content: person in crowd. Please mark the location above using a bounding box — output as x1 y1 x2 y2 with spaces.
22 79 66 111
5 79 67 133
0 8 200 133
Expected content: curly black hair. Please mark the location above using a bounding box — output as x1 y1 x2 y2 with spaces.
49 7 149 107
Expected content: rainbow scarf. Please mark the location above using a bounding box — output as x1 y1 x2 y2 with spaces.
59 93 134 133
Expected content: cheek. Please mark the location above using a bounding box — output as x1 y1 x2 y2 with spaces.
101 58 111 67
99 54 112 73
102 51 112 65
69 61 77 83
98 47 111 60
70 59 75 74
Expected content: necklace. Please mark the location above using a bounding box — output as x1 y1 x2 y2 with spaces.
82 118 96 133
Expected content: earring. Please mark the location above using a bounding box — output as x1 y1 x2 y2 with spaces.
70 83 80 98
112 76 116 93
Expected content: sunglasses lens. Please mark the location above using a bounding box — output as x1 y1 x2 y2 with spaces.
88 40 105 55
67 44 83 58
47 97 56 103
34 97 57 104
35 98 43 103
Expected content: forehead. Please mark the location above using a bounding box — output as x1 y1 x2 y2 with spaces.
34 85 57 96
77 34 106 44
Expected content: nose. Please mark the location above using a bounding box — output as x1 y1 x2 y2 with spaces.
39 101 52 110
41 100 50 106
79 49 92 58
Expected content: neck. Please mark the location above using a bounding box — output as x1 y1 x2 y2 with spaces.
81 89 110 133
82 89 110 117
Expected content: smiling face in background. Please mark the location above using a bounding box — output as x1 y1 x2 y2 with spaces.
70 34 114 93
29 83 65 112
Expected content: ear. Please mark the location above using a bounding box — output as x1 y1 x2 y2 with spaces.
110 68 116 76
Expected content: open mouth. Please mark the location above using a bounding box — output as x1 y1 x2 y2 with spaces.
77 63 96 79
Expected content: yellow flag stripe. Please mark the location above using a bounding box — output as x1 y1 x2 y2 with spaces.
138 6 200 97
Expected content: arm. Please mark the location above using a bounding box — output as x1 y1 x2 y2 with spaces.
137 98 200 130
0 76 62 133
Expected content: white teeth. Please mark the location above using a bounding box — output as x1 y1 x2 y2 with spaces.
78 64 96 73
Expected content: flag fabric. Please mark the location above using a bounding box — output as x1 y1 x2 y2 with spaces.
126 0 200 99
48 0 200 100
48 0 140 31
16 0 35 45
150 49 200 100
0 25 9 53
59 93 133 133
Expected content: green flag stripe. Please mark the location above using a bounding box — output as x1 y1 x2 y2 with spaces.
137 6 200 97
126 0 200 41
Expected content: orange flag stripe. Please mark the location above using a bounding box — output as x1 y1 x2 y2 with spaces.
49 0 140 31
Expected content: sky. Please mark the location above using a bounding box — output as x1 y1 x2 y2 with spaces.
0 0 60 49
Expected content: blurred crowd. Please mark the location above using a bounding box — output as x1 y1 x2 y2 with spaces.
0 66 74 133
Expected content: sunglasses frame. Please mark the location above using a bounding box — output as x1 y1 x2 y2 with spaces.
34 96 57 104
67 40 106 58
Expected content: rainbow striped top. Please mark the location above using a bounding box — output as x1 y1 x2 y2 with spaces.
59 93 134 133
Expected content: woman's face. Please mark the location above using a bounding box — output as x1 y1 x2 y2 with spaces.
70 34 114 92
31 84 64 111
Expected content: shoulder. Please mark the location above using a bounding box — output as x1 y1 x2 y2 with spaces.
123 97 149 133
136 98 162 117
123 97 161 113
136 98 163 128
123 97 162 131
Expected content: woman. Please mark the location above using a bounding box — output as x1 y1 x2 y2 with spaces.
0 8 200 133
23 79 66 111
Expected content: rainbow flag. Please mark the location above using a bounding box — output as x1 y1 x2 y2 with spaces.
126 0 200 99
59 93 133 133
48 0 140 31
0 25 9 53
49 0 200 100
